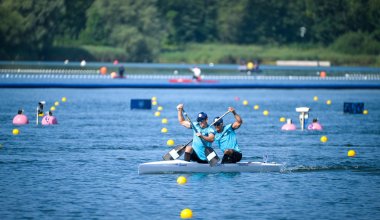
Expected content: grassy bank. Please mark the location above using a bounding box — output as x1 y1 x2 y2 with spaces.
158 43 380 67
50 43 380 67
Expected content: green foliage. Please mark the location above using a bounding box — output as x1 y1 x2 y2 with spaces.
44 46 95 61
216 1 247 43
157 0 218 44
58 0 95 39
81 45 127 61
0 0 65 59
331 32 380 55
1 0 379 64
80 0 164 62
159 43 379 66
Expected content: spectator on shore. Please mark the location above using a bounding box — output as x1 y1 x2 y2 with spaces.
119 65 125 78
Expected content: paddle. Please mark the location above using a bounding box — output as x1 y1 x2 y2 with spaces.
182 109 230 167
162 113 194 161
162 139 192 161
162 110 229 162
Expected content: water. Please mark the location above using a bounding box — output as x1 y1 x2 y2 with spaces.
0 88 379 219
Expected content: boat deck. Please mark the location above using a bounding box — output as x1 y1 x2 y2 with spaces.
138 160 283 174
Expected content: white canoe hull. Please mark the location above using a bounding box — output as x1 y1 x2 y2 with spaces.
138 160 283 174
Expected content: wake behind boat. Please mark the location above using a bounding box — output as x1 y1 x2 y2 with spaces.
138 160 283 174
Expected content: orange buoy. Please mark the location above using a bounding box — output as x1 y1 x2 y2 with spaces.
320 71 326 78
100 67 107 75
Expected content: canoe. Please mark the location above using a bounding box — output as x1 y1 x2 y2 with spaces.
168 78 218 83
138 160 283 174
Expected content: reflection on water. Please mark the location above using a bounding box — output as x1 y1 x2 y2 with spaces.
0 88 379 219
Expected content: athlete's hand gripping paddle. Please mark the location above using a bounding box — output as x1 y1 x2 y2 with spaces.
162 106 193 160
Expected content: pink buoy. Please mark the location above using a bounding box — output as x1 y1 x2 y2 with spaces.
41 111 58 125
307 122 323 130
13 114 29 125
307 118 323 131
281 119 296 131
41 116 58 125
12 110 29 125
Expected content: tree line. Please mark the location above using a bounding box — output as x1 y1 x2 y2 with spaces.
1 0 379 62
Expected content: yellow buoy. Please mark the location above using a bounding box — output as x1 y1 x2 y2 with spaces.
247 62 254 70
279 117 286 122
151 96 157 101
162 118 168 124
50 106 56 111
320 136 328 143
347 150 356 157
243 100 248 106
152 101 157 106
263 110 269 116
177 176 187 185
253 105 259 110
157 106 163 111
54 101 59 106
180 208 193 219
161 127 168 133
154 111 161 117
363 110 368 115
313 96 318 101
61 97 67 102
167 139 175 146
12 128 20 135
326 100 332 105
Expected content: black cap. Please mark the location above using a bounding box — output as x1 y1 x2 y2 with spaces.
213 117 223 125
197 112 208 122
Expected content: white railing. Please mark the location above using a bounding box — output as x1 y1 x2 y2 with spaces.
1 73 380 80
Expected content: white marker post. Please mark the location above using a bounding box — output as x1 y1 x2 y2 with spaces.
296 107 310 131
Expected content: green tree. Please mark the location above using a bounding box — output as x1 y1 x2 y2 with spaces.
369 0 380 41
59 0 94 39
216 0 247 43
0 0 65 59
81 0 164 62
305 0 351 44
216 0 308 44
157 0 218 44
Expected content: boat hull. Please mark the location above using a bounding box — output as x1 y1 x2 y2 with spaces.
138 160 283 174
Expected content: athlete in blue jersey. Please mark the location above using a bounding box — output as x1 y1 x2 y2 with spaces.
213 107 243 163
177 104 215 163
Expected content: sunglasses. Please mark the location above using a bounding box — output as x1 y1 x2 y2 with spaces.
214 123 222 126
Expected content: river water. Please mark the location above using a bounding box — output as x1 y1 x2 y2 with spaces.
0 88 379 219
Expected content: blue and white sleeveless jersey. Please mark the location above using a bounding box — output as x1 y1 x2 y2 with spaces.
191 122 215 160
214 124 241 153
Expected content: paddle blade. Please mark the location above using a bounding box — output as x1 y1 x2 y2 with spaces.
205 147 220 167
162 145 186 160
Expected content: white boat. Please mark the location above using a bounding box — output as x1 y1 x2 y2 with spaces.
138 160 283 174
